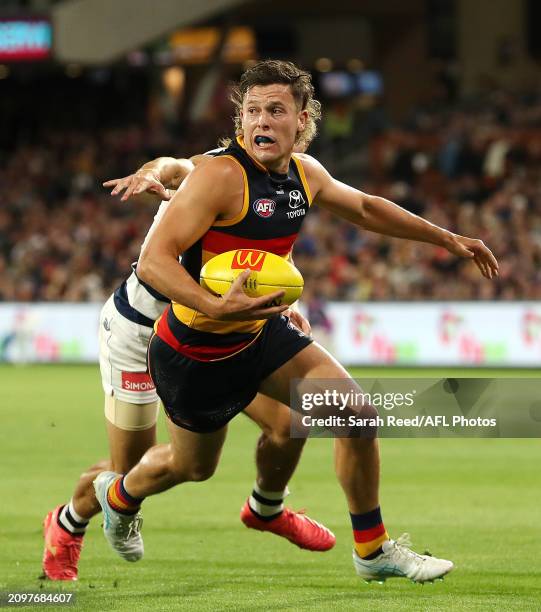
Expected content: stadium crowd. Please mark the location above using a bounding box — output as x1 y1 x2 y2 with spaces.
2 87 541 303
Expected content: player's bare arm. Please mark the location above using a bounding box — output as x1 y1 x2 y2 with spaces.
103 154 216 204
103 157 195 202
137 157 287 321
299 154 499 280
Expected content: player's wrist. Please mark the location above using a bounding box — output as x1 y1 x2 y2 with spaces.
199 293 223 319
143 157 186 187
138 160 170 183
137 167 160 180
439 229 459 250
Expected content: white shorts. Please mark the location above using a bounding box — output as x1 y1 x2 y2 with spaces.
99 295 158 404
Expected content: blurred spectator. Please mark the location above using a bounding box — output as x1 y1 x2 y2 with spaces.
3 86 541 302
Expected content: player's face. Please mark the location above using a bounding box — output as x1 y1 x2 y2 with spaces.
241 84 307 173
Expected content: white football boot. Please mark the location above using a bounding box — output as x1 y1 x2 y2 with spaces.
353 533 454 584
93 471 144 562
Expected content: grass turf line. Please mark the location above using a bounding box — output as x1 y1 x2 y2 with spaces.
0 365 540 611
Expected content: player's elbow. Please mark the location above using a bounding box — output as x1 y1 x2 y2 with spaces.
355 194 373 226
137 250 160 286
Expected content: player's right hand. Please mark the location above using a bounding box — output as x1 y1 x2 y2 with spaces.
103 170 171 202
208 269 288 321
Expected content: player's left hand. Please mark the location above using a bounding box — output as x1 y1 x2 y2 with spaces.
103 171 171 202
444 234 499 279
285 309 311 335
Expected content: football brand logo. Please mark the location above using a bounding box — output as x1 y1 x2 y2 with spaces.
231 249 267 271
121 371 155 392
253 198 276 218
288 190 305 209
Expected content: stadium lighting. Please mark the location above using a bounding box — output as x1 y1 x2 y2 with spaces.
315 57 333 72
347 58 364 72
162 66 185 97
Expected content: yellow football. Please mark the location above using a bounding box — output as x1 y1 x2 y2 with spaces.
200 249 303 306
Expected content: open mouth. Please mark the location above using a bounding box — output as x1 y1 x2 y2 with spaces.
254 135 276 148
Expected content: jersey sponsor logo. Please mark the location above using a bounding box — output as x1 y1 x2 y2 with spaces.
253 198 276 218
286 208 306 219
121 371 155 392
231 249 267 271
288 190 305 209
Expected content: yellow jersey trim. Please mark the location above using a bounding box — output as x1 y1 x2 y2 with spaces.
291 155 313 205
212 155 250 227
236 135 268 172
172 302 265 335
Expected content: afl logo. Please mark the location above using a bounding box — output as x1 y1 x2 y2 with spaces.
253 198 276 218
288 190 305 209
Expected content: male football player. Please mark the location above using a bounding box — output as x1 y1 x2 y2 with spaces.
94 60 498 584
41 152 334 581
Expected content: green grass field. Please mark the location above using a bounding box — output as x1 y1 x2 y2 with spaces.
1 365 540 611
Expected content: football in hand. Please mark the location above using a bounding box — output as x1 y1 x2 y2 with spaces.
200 249 303 306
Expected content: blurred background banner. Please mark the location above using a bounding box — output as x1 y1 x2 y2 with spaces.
0 302 100 363
1 0 540 366
308 301 541 366
2 301 541 365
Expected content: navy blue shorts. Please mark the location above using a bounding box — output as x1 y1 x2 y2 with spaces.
148 314 312 433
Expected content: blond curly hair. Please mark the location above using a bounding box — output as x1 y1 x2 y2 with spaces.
229 60 321 149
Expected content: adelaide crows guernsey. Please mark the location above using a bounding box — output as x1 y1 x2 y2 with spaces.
156 136 312 361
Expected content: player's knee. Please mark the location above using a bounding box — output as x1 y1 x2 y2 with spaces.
167 456 217 483
186 465 216 482
172 461 217 482
343 401 379 439
87 459 110 472
260 408 302 445
337 434 379 454
80 459 111 483
267 419 296 445
264 428 306 450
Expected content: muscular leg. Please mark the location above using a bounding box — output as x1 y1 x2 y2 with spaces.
334 437 380 514
122 420 228 498
244 395 305 492
70 398 158 521
42 397 159 580
71 460 110 519
107 419 157 474
258 342 381 515
260 345 455 580
111 397 334 554
240 393 335 550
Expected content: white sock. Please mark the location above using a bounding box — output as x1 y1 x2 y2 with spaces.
248 483 289 519
58 500 89 535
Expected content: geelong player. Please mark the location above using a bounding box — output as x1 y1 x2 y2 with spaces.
41 154 334 581
94 60 498 584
